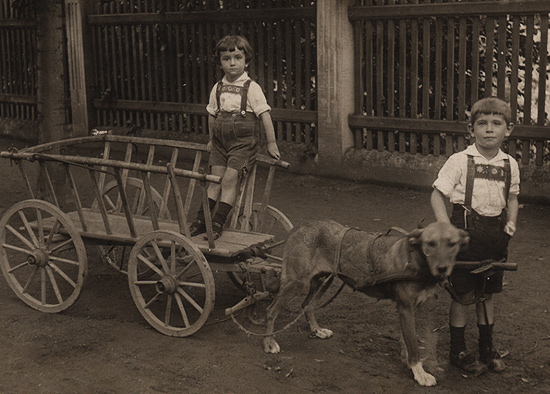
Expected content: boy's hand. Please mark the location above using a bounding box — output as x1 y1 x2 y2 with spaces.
504 221 516 237
267 141 281 160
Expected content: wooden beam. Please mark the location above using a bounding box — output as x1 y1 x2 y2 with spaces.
349 1 550 20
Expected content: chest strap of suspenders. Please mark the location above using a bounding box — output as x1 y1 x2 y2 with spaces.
215 79 252 117
463 154 511 228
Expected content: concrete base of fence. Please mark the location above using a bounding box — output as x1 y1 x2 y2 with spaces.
0 120 39 142
279 142 550 205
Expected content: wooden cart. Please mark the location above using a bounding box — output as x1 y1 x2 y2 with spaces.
0 134 292 337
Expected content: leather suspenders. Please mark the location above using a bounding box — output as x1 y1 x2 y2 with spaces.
215 79 252 117
462 154 511 227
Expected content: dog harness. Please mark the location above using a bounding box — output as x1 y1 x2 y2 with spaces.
461 154 511 228
215 79 253 117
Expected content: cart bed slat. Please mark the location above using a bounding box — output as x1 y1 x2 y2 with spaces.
33 209 274 258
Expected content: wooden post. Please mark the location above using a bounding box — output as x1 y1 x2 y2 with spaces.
35 0 67 206
65 0 96 135
316 0 355 171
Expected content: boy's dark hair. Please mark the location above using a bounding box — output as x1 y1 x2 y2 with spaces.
470 97 512 124
214 35 253 64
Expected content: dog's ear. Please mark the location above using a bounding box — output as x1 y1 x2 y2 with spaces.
408 228 424 245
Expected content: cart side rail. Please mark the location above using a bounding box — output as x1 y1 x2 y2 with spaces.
2 134 291 247
1 148 221 245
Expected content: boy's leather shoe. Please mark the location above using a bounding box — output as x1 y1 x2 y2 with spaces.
189 219 206 236
203 221 223 241
450 351 488 376
480 349 506 372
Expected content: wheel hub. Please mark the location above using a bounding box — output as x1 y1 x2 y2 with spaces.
156 275 177 294
27 249 49 267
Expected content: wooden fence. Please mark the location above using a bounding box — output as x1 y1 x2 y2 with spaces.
0 0 37 122
87 0 317 145
349 0 550 167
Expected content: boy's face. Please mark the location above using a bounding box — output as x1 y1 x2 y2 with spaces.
220 48 248 82
468 113 513 152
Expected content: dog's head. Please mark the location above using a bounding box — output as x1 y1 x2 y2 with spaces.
408 222 469 278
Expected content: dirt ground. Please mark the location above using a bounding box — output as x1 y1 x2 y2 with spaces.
0 137 549 394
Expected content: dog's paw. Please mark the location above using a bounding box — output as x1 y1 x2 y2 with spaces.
314 328 333 339
411 363 437 386
263 337 281 354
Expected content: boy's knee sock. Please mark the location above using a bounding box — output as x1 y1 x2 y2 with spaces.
196 198 217 220
450 325 467 354
478 324 494 353
212 201 232 227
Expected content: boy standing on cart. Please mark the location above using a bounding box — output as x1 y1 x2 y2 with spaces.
189 35 280 239
431 97 520 375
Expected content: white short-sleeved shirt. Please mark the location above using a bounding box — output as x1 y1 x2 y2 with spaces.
432 144 520 217
206 72 270 117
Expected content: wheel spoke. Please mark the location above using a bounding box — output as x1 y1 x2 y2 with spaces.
45 220 61 249
171 241 176 274
5 224 35 250
151 241 170 273
22 265 39 293
137 253 164 276
46 266 64 304
175 259 196 280
7 260 30 273
36 208 44 247
1 242 33 255
133 280 157 286
48 255 81 267
164 295 173 326
174 293 190 328
176 288 203 314
104 195 116 211
178 281 206 288
143 292 161 309
40 268 46 304
49 262 77 288
49 237 74 254
18 210 39 247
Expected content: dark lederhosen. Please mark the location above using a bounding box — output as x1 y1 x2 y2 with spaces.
449 155 511 294
209 79 259 172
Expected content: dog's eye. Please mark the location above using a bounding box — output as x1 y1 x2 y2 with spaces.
427 241 437 248
448 241 458 247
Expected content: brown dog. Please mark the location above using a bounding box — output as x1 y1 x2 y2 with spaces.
263 220 468 386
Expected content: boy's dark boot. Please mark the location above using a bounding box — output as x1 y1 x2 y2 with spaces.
207 201 232 240
449 325 488 376
479 324 506 372
189 198 216 236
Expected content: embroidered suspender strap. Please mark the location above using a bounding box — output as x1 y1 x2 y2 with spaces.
464 155 475 212
239 79 252 117
215 80 223 114
503 158 511 204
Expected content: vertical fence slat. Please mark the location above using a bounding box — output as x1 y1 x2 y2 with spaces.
537 15 548 126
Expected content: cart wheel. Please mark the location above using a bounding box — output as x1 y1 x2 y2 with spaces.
0 199 87 313
128 230 215 337
228 203 293 293
94 177 168 276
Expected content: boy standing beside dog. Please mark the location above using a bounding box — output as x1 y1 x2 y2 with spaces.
189 35 280 239
431 97 520 375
